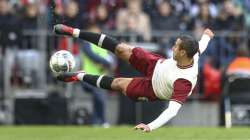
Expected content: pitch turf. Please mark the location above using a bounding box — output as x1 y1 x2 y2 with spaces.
0 126 249 140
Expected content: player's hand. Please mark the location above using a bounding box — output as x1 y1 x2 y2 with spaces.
134 123 151 133
204 28 214 38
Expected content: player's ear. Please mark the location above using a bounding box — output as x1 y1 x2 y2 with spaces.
180 50 186 57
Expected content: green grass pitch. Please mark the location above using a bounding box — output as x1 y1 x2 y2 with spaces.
0 126 249 140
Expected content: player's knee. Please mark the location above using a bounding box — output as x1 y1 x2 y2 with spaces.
115 43 133 57
111 78 127 93
115 43 126 54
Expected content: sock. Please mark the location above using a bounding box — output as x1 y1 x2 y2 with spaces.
73 29 80 38
73 29 119 53
77 74 114 90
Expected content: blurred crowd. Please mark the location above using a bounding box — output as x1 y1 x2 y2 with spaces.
0 0 250 100
0 1 248 33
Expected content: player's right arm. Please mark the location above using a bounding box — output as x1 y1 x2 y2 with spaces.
134 79 192 132
134 101 182 132
198 29 214 54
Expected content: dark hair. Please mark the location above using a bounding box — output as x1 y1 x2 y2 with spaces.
178 35 199 58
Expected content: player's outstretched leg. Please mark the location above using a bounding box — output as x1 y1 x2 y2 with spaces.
54 24 119 53
57 71 132 95
56 71 85 82
54 24 134 62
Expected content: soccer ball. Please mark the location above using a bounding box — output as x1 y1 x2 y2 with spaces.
49 50 76 74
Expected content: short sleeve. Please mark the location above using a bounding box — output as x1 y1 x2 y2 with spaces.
170 78 192 104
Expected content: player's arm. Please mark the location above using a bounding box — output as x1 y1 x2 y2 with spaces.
134 101 182 132
134 79 191 132
198 28 214 54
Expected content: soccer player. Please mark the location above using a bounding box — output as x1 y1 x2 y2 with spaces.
53 24 214 132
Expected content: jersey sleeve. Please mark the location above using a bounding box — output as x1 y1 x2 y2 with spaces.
147 100 182 131
170 78 192 104
198 34 211 54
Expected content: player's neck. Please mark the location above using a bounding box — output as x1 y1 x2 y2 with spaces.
177 58 194 69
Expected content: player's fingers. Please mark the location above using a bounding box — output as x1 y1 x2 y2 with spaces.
134 126 142 130
133 125 140 130
143 128 150 133
134 123 142 128
134 124 143 130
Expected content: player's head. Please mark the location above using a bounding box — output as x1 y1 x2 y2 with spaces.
172 35 199 61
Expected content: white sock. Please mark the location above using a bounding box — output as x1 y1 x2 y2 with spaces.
76 72 85 81
73 28 80 38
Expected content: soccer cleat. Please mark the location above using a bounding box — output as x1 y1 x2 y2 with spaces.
54 24 74 36
56 71 85 82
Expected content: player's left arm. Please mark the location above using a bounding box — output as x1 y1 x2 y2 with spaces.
134 79 191 132
198 28 214 54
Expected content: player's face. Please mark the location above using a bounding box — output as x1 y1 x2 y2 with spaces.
172 38 182 60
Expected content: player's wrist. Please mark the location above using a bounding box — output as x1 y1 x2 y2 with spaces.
147 123 154 131
201 34 212 42
145 125 151 132
203 29 214 38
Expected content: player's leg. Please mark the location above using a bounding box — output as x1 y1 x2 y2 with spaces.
57 72 132 95
54 24 133 62
57 72 158 101
54 24 163 77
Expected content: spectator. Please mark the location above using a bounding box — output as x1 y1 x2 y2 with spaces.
151 0 180 30
20 1 39 49
0 0 14 27
63 0 82 28
0 0 20 52
188 2 215 30
48 0 64 26
116 0 151 41
214 0 244 31
237 0 250 29
21 1 39 29
190 0 218 18
203 57 222 101
226 46 250 76
80 24 115 126
86 0 124 14
84 0 124 28
58 0 82 55
209 1 245 69
89 4 115 30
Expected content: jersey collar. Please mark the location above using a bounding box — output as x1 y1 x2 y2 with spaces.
177 60 194 69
